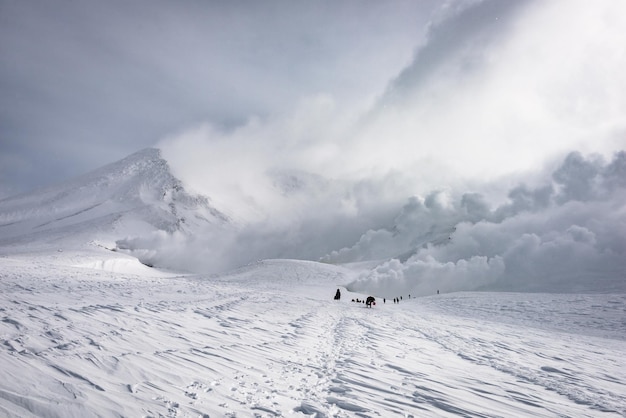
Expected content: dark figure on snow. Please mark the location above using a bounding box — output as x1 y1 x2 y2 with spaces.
334 289 341 300
366 296 376 308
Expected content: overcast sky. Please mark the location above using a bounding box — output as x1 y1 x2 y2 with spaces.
1 0 625 200
0 0 435 198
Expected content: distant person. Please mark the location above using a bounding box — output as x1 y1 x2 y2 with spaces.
366 296 376 308
437 290 440 295
334 289 341 300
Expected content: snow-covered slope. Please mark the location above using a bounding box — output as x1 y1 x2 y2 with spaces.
0 148 228 253
1 253 624 417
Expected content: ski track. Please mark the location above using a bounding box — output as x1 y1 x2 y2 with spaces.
1 257 625 417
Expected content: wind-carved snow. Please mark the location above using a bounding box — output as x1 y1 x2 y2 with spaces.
0 254 624 417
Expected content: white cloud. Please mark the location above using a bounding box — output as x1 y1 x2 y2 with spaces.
344 0 626 183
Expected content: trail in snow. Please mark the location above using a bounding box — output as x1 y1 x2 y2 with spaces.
0 254 625 417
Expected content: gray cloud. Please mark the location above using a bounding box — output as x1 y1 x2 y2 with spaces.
381 0 532 105
345 151 626 296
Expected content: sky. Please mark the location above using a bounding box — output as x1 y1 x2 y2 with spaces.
0 0 436 198
2 0 624 201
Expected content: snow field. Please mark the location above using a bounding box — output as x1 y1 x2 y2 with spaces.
1 253 625 417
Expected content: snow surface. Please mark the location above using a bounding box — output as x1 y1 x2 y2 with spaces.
1 249 625 417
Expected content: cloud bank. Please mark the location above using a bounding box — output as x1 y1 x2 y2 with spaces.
343 151 626 296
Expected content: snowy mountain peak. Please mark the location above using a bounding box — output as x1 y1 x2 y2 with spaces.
0 148 228 250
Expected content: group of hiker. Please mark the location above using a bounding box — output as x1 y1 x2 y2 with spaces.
334 288 442 307
334 288 415 308
348 296 376 307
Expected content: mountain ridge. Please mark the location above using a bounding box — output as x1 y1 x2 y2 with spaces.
0 148 228 250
